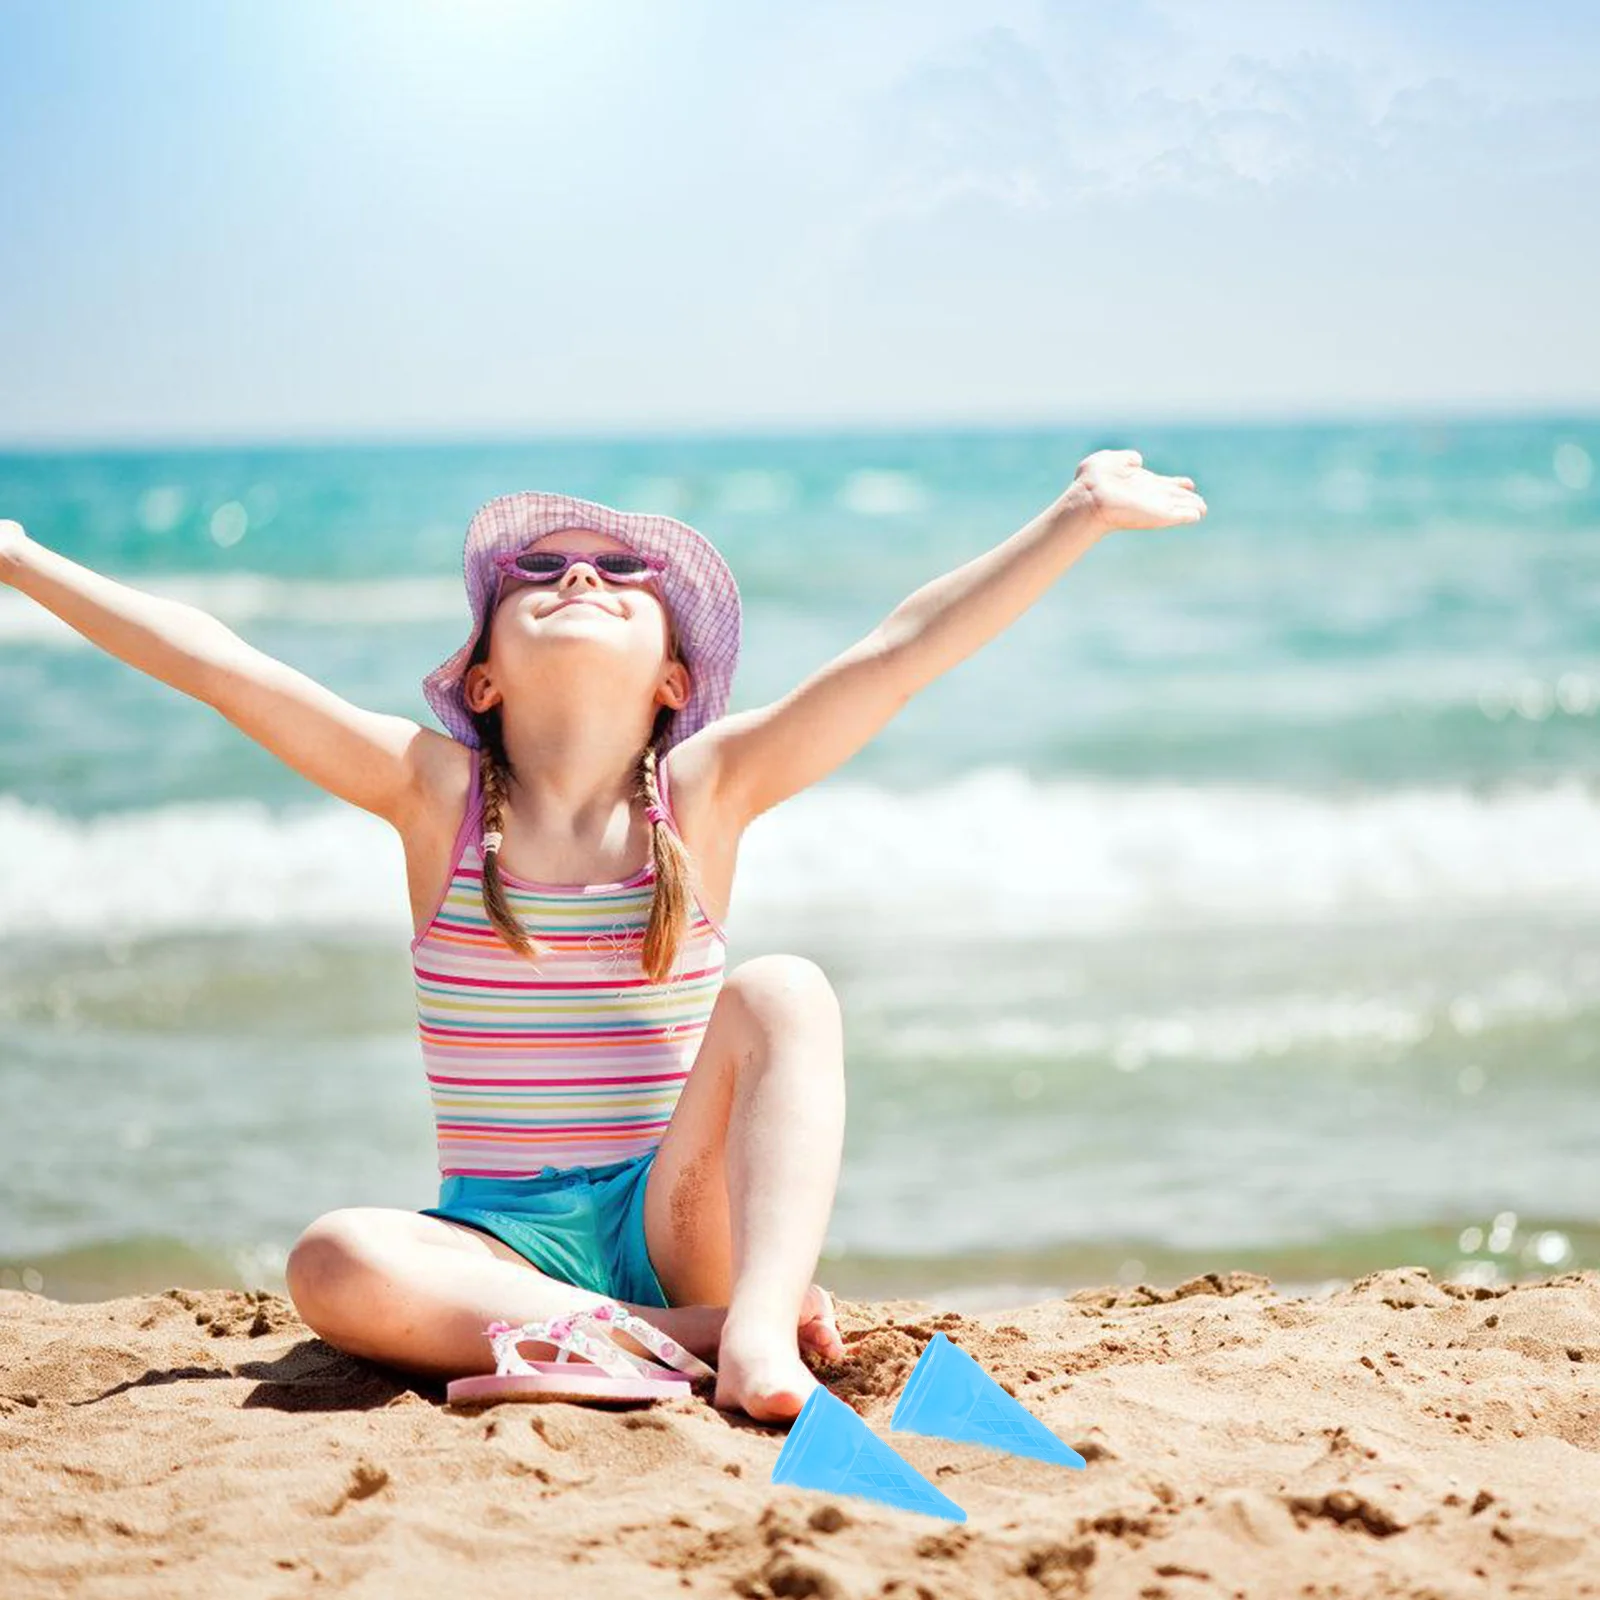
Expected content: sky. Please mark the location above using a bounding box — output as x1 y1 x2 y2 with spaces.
2 0 1598 447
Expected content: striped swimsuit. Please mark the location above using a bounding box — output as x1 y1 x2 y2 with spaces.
410 755 729 1180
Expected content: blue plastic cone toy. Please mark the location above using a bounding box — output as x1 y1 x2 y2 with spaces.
771 1385 967 1522
891 1332 1086 1469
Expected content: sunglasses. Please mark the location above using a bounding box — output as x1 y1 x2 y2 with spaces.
493 548 667 587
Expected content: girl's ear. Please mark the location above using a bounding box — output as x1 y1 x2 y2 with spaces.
658 659 691 711
464 662 499 714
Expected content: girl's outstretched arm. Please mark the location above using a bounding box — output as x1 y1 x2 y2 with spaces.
694 450 1206 828
0 519 438 829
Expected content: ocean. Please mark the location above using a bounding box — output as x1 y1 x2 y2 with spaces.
2 416 1597 1312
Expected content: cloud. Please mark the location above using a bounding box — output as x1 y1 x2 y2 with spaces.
855 24 1065 218
838 16 1600 220
1369 78 1600 183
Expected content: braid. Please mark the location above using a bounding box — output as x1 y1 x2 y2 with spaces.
477 743 541 964
637 740 692 985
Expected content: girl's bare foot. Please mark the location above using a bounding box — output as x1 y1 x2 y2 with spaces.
797 1283 844 1362
716 1334 819 1422
671 1284 842 1369
713 1284 843 1423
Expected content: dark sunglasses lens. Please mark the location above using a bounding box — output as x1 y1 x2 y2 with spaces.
514 552 566 575
511 552 651 579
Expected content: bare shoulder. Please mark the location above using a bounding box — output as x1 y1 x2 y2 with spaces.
398 725 476 836
663 717 747 842
662 722 742 933
394 728 477 941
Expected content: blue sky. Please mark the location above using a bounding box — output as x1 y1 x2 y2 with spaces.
2 0 1597 446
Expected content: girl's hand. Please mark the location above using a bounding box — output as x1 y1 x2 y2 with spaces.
0 518 33 582
1069 449 1207 538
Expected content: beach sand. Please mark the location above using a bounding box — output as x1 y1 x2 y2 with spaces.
3 1267 1598 1598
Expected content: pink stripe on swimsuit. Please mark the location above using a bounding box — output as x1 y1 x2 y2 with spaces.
411 754 728 1178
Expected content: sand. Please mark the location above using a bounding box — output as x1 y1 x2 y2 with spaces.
3 1267 1599 1598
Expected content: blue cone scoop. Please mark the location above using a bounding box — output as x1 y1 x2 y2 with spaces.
890 1332 1086 1468
771 1384 967 1522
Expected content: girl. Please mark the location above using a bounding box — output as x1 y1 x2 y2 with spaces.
0 450 1204 1425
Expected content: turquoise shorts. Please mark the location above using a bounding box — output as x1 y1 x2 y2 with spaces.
418 1148 670 1310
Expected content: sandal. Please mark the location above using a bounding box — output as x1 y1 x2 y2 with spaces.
446 1298 717 1407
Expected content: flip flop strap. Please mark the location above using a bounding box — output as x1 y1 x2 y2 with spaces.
581 1301 717 1379
484 1314 643 1381
482 1299 716 1381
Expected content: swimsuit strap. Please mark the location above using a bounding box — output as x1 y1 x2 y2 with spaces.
655 753 683 838
469 753 490 852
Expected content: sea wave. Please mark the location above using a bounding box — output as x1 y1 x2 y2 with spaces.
873 967 1596 1067
2 769 1598 940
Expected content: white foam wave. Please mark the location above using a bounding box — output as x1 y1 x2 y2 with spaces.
0 795 405 938
735 769 1600 931
0 770 1597 941
878 966 1592 1068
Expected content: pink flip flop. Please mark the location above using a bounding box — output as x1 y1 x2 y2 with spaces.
446 1298 717 1407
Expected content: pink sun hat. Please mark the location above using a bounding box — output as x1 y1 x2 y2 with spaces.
421 491 742 755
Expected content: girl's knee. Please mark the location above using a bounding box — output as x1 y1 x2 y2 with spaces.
284 1209 384 1326
724 953 842 1031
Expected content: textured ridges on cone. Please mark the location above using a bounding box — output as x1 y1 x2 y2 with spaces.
891 1331 1086 1468
771 1385 967 1522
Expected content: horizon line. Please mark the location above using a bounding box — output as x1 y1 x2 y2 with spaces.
2 397 1597 457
